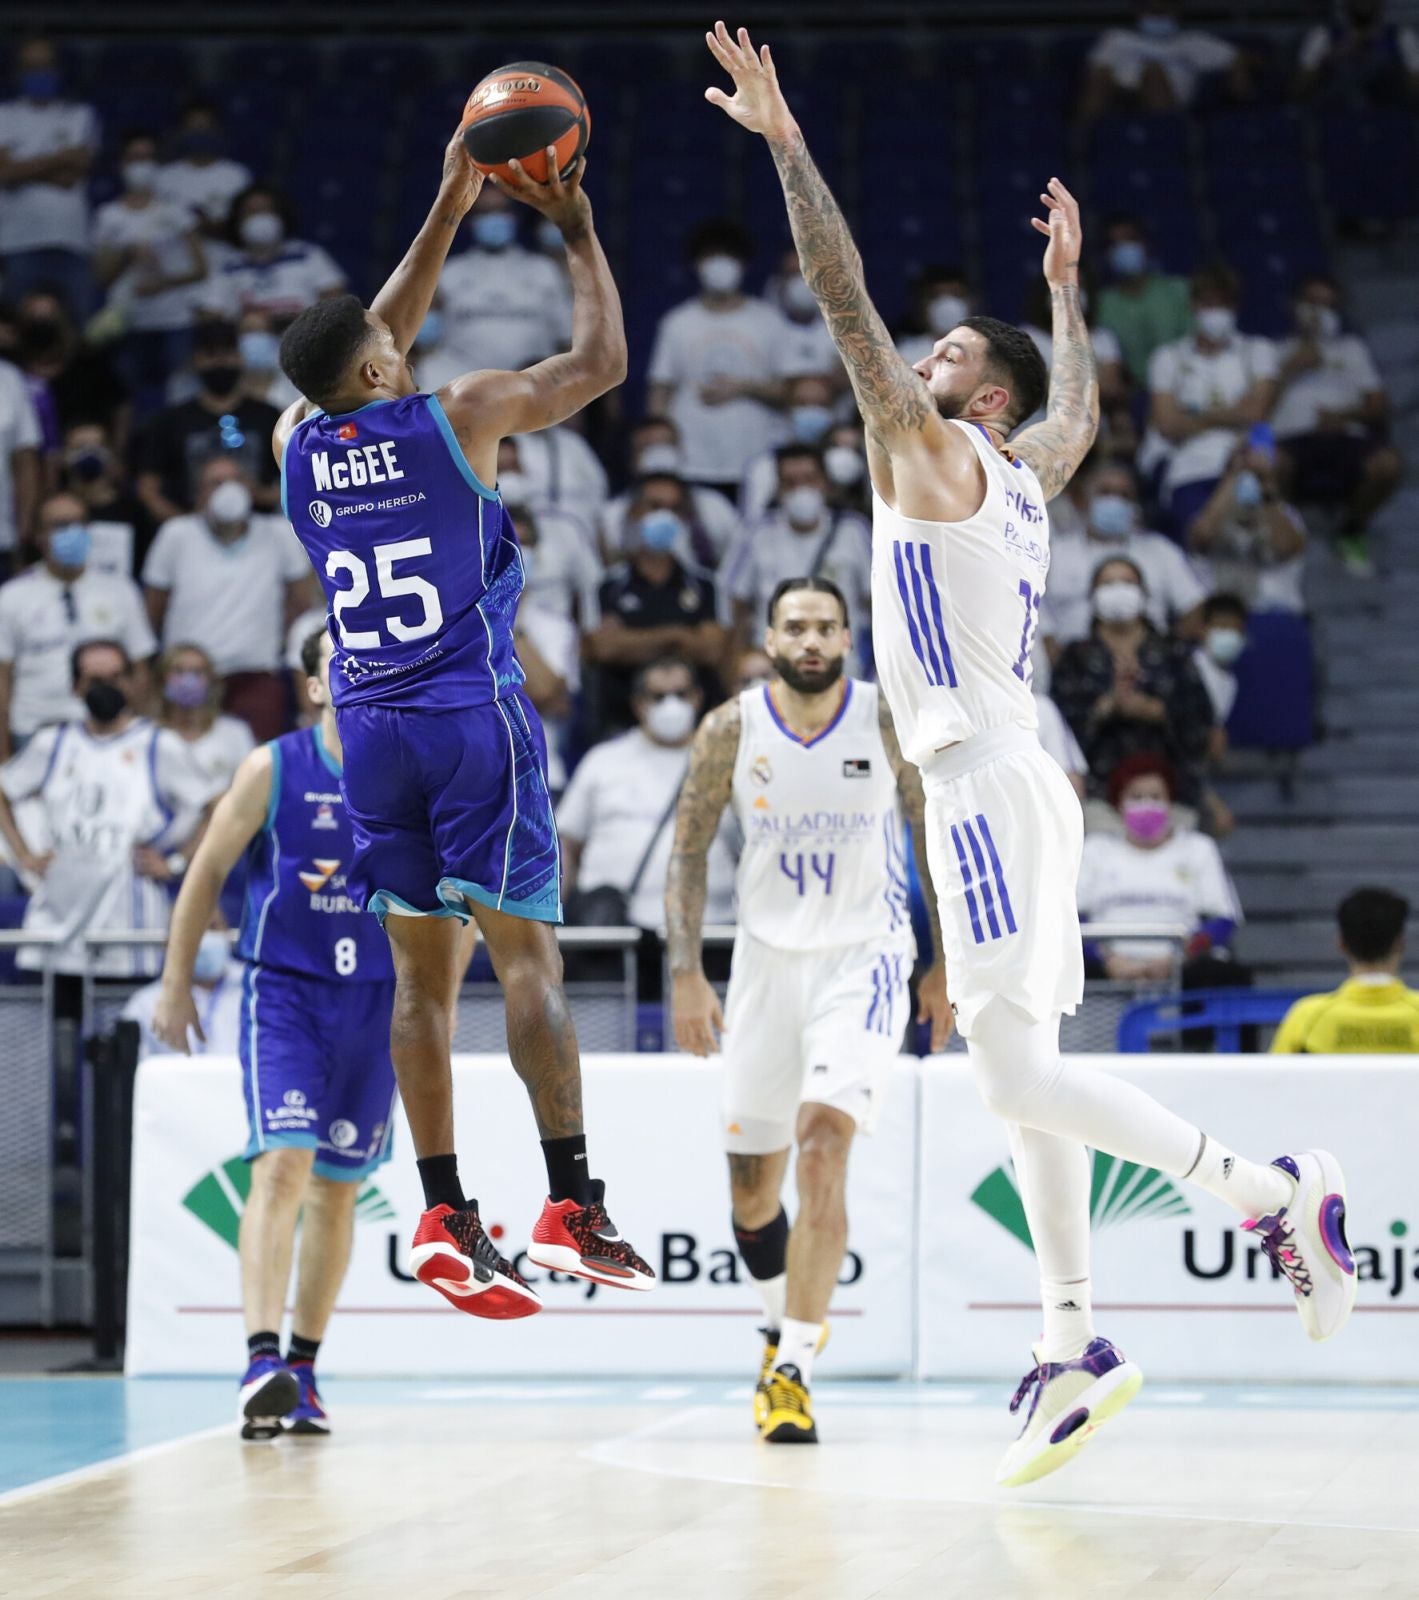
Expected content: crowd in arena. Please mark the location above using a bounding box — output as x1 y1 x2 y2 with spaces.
0 8 1409 999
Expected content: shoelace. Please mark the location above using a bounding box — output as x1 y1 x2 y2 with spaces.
769 1375 809 1415
1008 1364 1044 1420
1250 1218 1314 1297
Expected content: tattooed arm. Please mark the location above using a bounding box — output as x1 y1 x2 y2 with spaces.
878 695 955 1052
1010 179 1100 502
666 698 741 1057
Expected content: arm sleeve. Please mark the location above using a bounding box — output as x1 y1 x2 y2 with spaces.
153 729 222 818
0 728 59 802
140 520 177 589
1158 542 1209 618
275 519 315 582
1249 338 1280 383
1147 341 1179 396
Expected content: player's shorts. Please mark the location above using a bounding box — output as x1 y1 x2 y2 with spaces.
239 964 398 1181
337 690 561 926
720 931 914 1155
919 724 1085 1039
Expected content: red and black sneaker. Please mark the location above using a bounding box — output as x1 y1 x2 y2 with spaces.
409 1203 542 1319
527 1178 655 1291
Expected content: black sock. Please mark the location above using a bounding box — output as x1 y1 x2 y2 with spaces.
247 1330 280 1361
541 1134 591 1205
417 1154 465 1211
287 1333 320 1367
734 1206 789 1282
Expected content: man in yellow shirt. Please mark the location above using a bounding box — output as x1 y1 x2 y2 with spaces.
1272 888 1419 1053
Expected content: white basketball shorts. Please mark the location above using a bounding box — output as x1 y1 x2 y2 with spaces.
720 932 913 1155
919 724 1085 1038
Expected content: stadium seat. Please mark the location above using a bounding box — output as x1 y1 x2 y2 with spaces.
1116 987 1309 1052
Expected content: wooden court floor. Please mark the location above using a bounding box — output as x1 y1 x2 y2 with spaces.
2 1379 1418 1599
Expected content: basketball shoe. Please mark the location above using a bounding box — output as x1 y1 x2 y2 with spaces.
527 1178 655 1290
759 1363 817 1444
1241 1151 1356 1342
282 1363 329 1436
753 1322 830 1431
410 1203 542 1318
238 1354 299 1441
995 1336 1143 1487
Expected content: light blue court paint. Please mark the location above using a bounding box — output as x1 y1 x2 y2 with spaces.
0 1377 1414 1501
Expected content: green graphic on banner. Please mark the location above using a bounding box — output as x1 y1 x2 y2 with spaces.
181 1156 394 1250
971 1153 1191 1253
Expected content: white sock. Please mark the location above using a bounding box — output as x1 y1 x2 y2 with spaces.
1185 1133 1291 1220
1039 1278 1094 1363
753 1272 787 1336
774 1317 821 1385
1003 1123 1095 1362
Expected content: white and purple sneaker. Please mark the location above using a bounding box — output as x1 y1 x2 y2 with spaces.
995 1336 1144 1488
1242 1150 1356 1343
238 1354 299 1441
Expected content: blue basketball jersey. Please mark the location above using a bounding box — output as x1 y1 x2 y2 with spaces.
281 393 525 709
236 725 394 983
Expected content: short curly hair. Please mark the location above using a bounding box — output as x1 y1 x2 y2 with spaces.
279 294 373 407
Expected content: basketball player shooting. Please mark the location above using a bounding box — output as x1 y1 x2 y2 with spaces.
706 21 1356 1484
271 130 653 1319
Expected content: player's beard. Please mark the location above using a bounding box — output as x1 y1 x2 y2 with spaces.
773 651 845 696
933 390 966 420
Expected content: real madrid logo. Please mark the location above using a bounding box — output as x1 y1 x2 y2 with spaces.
750 754 773 787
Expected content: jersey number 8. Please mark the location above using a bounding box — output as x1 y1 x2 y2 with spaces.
334 937 358 976
326 538 444 649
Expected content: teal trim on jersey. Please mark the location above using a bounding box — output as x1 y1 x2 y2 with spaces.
312 723 342 778
367 887 465 927
243 1127 318 1163
313 1141 395 1183
424 394 498 500
262 741 282 833
279 428 291 522
321 397 399 420
438 875 563 926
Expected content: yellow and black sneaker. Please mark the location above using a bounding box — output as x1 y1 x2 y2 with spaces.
753 1323 830 1432
759 1363 817 1444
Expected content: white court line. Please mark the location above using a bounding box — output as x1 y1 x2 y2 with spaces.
0 1422 231 1510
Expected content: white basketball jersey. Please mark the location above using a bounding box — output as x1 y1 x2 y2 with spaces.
730 679 914 954
870 419 1052 767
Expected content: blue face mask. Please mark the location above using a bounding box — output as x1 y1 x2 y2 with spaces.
414 310 445 348
472 212 517 251
1233 469 1265 509
20 69 60 100
791 404 833 444
1089 493 1136 541
1109 240 1148 278
192 930 230 985
238 329 279 371
639 510 684 553
48 522 91 567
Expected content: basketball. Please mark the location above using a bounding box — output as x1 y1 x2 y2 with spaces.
459 62 590 185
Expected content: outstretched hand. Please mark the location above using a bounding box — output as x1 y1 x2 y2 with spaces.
704 20 797 140
1031 177 1083 288
490 148 591 236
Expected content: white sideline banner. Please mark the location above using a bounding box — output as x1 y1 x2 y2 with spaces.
918 1057 1419 1381
126 1054 919 1377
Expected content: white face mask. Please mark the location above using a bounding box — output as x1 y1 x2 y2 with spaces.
928 292 970 333
782 274 817 317
697 255 743 295
783 485 826 527
123 159 159 192
1206 626 1246 667
824 444 864 486
644 693 696 744
206 479 253 528
1093 580 1145 623
1297 303 1341 340
498 470 532 508
240 211 284 249
1195 306 1236 342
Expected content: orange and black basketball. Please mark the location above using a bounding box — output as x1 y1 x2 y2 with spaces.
459 62 590 185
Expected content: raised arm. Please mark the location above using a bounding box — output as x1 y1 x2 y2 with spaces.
666 697 740 1056
1010 181 1100 501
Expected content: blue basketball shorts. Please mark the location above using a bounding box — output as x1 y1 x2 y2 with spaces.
336 690 562 926
239 965 398 1181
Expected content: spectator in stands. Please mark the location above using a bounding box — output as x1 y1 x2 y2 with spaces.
1077 752 1243 984
1035 691 1089 799
508 422 609 519
198 184 346 325
732 645 773 692
157 640 255 794
498 451 602 627
559 655 736 932
142 457 312 741
1022 279 1129 421
1191 591 1249 726
134 319 282 522
1042 459 1208 652
740 371 838 519
0 344 38 576
764 246 841 383
92 131 207 415
236 308 297 411
1295 0 1419 105
0 38 98 315
1081 4 1249 118
0 637 216 979
725 445 873 678
586 491 726 732
1188 439 1307 606
894 265 975 370
514 613 576 793
647 219 794 497
599 419 741 570
823 418 869 515
1271 272 1401 576
14 287 129 445
156 99 253 233
1147 264 1279 540
1272 887 1419 1053
0 489 156 759
123 923 243 1058
1096 214 1192 389
60 421 147 575
437 181 572 375
1051 554 1215 805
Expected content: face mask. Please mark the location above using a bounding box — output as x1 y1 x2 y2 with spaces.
193 930 230 984
196 362 241 396
1137 13 1179 39
165 668 211 709
238 329 280 371
645 693 697 744
472 212 517 250
636 442 683 477
1195 306 1236 342
535 218 564 254
1122 799 1171 842
83 680 127 724
790 404 833 444
48 522 91 567
928 292 970 333
20 69 60 100
206 479 252 527
498 470 532 508
1109 240 1148 278
1093 580 1145 623
66 445 108 483
782 275 817 317
413 310 444 349
1088 493 1136 541
697 255 743 295
20 316 63 355
1206 627 1246 667
239 211 284 249
1297 303 1340 339
1233 468 1264 509
638 509 683 553
824 444 864 486
783 484 826 526
123 159 159 192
